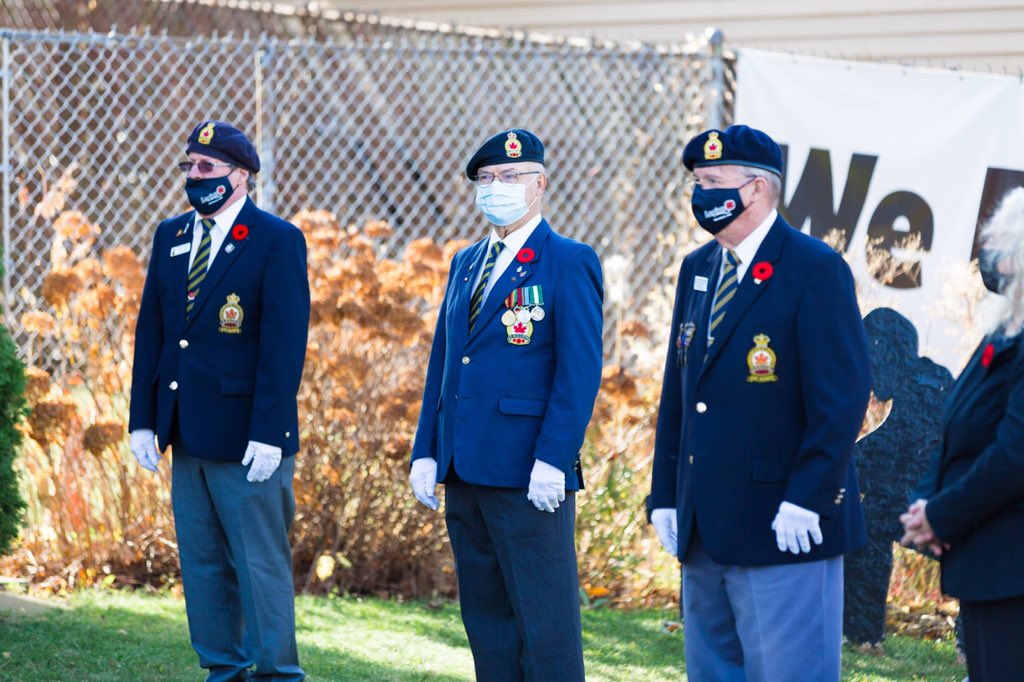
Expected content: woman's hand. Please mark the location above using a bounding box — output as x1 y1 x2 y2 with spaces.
900 499 949 555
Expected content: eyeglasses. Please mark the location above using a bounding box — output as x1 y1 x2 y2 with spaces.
176 160 236 174
684 173 757 192
475 170 540 186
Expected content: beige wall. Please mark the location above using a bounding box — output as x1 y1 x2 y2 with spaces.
326 0 1024 73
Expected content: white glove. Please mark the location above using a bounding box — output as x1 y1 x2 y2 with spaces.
242 440 282 483
651 508 678 556
527 459 565 513
771 501 823 554
129 429 160 472
410 458 440 511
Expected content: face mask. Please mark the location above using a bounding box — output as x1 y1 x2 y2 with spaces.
185 175 235 216
979 249 1010 294
475 177 538 227
690 185 748 235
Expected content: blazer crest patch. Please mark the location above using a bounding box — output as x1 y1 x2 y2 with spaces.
746 334 778 383
219 293 244 334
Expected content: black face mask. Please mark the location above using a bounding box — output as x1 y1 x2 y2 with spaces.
185 175 234 215
979 249 1010 294
690 177 756 235
691 186 745 235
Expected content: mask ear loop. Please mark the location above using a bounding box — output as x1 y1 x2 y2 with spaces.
523 174 543 212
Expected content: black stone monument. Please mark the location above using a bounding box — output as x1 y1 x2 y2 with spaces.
843 307 953 645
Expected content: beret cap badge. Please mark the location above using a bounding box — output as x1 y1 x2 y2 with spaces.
683 124 783 177
703 131 722 161
186 120 260 173
197 122 216 145
505 132 523 158
466 128 543 178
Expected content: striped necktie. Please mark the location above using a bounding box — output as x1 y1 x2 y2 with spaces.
469 240 504 332
185 219 214 320
708 249 740 345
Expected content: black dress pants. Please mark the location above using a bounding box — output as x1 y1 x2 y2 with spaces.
960 594 1024 682
444 475 585 682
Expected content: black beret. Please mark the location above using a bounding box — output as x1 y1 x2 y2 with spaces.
186 121 260 173
466 129 544 179
682 124 782 177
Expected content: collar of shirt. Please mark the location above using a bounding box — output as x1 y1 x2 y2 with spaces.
475 214 544 301
189 196 248 270
727 209 777 284
486 213 543 254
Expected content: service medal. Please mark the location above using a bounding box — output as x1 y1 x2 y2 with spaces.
746 334 778 383
504 285 545 342
676 321 696 367
218 293 244 334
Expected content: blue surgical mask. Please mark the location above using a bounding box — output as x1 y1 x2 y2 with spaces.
691 186 747 235
475 177 539 226
185 175 235 216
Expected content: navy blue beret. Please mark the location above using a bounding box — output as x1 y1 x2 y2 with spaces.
466 129 544 179
186 121 260 173
682 124 782 177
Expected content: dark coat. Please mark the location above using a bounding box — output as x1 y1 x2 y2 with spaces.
650 216 871 566
129 197 310 460
915 331 1024 601
411 219 604 490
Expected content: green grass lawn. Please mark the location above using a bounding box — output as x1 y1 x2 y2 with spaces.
0 590 964 681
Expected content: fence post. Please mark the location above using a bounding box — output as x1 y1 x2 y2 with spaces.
705 27 726 130
255 38 276 213
1 36 10 322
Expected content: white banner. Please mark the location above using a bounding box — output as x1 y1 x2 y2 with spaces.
735 48 1024 371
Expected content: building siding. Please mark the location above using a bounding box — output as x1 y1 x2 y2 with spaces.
326 0 1024 72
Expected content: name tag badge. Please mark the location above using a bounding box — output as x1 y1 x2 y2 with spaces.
170 243 191 258
694 276 709 292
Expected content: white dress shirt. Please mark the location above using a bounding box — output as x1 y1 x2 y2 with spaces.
708 209 777 338
726 208 777 284
472 214 544 302
187 195 247 271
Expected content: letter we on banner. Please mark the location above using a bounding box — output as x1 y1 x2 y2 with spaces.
734 48 1024 371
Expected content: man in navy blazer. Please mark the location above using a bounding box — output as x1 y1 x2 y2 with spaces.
648 125 870 681
129 121 310 682
409 129 603 681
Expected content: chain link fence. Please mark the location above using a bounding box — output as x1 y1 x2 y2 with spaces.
0 22 735 366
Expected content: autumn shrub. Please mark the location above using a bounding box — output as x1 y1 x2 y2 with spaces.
1 213 173 591
287 211 465 597
5 207 972 622
2 207 682 603
287 211 679 601
577 354 678 606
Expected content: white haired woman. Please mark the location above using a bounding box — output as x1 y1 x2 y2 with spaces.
900 186 1024 681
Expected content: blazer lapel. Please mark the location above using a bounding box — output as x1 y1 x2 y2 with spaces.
702 218 788 371
943 332 1018 426
184 198 255 329
468 220 552 343
453 237 490 336
171 214 196 323
687 247 719 383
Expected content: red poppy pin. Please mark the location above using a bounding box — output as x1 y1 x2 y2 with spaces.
752 261 774 284
981 342 995 368
232 224 249 241
516 247 535 263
